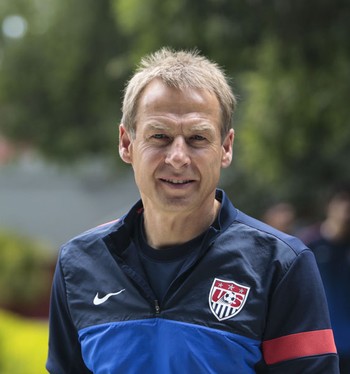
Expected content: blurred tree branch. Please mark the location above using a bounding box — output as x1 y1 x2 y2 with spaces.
0 0 349 216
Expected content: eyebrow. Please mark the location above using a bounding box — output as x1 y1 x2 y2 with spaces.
144 121 216 135
189 123 215 133
145 123 171 131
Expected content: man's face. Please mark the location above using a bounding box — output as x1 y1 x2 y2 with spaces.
119 79 234 215
328 194 350 228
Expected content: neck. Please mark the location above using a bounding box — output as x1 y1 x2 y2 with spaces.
143 199 220 249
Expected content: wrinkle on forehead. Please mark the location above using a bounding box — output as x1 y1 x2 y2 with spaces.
135 79 222 137
139 79 220 115
142 119 218 137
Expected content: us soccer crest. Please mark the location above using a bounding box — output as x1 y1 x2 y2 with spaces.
209 278 250 321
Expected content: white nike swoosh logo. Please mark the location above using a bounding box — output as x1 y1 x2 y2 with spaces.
93 289 125 305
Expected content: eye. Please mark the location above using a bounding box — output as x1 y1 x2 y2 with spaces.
149 133 172 144
151 133 171 141
152 134 167 139
190 135 206 142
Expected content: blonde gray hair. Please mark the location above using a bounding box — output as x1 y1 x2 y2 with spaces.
121 47 236 140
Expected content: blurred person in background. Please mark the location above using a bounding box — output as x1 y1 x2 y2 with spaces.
262 202 297 235
298 183 350 373
46 48 339 373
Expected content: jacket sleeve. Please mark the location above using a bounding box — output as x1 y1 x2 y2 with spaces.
258 249 339 373
46 256 92 374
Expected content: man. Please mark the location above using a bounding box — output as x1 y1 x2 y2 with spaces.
46 48 339 373
299 184 350 373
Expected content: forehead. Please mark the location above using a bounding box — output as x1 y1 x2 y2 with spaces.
136 79 221 122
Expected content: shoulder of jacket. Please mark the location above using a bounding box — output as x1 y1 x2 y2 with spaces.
59 217 123 260
231 209 309 258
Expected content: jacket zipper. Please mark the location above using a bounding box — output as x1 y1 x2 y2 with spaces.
154 299 160 314
109 233 217 316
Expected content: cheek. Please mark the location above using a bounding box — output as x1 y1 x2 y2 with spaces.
198 147 223 166
132 145 163 171
194 152 222 180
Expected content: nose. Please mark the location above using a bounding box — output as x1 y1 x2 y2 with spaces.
165 136 191 169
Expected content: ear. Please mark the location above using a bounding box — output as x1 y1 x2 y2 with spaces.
119 124 133 164
221 129 234 168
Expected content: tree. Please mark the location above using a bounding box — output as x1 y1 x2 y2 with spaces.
111 0 350 216
1 0 349 215
0 0 129 162
0 230 53 308
235 0 350 216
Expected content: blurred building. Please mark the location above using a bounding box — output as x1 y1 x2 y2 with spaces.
0 147 139 318
0 155 139 250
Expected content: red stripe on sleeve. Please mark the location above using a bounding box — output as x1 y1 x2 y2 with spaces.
262 329 337 365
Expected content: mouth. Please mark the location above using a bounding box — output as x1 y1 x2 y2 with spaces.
160 178 194 185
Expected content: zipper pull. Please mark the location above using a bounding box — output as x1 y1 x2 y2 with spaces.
154 300 160 314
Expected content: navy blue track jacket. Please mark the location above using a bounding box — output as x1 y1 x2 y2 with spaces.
46 190 339 373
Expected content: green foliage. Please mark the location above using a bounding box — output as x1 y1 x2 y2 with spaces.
111 0 266 65
237 35 350 213
0 231 53 306
0 0 129 162
1 0 350 215
0 310 48 374
110 0 350 215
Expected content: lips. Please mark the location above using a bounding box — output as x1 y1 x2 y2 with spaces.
160 178 194 185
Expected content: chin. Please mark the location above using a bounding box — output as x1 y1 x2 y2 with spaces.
160 195 193 210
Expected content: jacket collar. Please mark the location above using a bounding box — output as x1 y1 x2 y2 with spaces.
105 189 238 256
